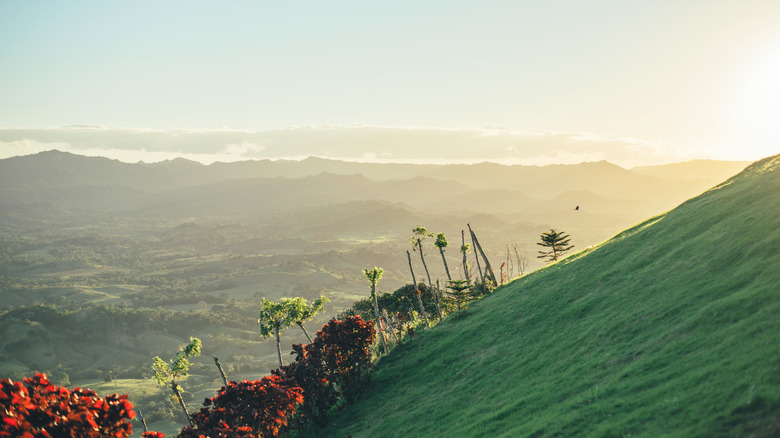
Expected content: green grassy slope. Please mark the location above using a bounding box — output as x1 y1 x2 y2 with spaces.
320 155 780 437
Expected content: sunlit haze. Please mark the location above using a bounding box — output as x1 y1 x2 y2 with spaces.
1 1 778 165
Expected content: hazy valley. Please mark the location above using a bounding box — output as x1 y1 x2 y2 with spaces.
0 150 753 434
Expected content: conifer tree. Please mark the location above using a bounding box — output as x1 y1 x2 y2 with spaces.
536 228 574 262
445 279 475 311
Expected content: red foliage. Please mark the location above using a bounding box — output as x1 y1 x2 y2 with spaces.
142 432 166 438
275 342 335 428
276 315 376 429
0 373 135 438
180 375 303 438
313 316 375 403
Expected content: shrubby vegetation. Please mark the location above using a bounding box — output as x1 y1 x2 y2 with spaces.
0 373 136 437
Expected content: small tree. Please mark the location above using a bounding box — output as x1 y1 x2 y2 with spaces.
537 229 574 262
152 337 202 425
445 279 475 311
434 232 453 282
287 296 329 343
364 267 389 354
461 230 471 281
412 225 434 288
258 298 297 368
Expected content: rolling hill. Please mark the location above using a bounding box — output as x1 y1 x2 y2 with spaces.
319 154 780 437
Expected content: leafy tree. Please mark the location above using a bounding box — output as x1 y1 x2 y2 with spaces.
434 232 452 282
286 296 329 343
412 225 434 288
461 230 471 281
258 298 297 368
152 337 202 425
536 229 574 262
0 373 136 438
364 267 389 353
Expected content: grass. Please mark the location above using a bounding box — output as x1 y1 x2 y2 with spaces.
317 155 780 437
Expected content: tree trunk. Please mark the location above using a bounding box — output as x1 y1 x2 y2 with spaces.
275 326 284 368
469 223 498 287
372 283 389 354
137 408 149 433
172 381 192 426
434 279 444 320
297 322 313 344
417 238 433 289
382 308 399 343
461 230 471 281
439 247 452 282
407 250 429 327
213 356 228 387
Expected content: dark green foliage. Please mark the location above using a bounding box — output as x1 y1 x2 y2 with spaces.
341 282 448 323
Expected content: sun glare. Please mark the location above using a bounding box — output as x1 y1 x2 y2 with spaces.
736 42 780 159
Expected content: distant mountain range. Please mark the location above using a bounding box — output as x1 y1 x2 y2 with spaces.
0 150 750 223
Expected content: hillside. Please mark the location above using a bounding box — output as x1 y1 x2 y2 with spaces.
319 154 780 437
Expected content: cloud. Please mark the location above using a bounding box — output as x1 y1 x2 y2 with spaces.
0 125 698 167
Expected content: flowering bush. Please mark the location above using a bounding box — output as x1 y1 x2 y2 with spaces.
0 373 135 438
180 375 303 438
275 315 376 430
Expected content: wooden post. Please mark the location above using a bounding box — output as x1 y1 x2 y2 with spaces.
213 356 228 387
469 227 485 288
469 223 497 287
435 279 444 320
137 408 149 433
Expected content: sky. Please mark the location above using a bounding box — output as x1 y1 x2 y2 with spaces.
1 0 778 167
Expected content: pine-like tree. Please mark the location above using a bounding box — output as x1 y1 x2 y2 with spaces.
444 279 475 311
536 229 574 262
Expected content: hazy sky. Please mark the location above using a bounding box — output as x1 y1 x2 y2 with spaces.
1 1 778 166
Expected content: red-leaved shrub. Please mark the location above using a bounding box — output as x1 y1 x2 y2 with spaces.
179 375 303 438
0 373 135 438
276 316 376 429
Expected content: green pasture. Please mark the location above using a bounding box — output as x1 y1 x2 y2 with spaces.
319 155 780 437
